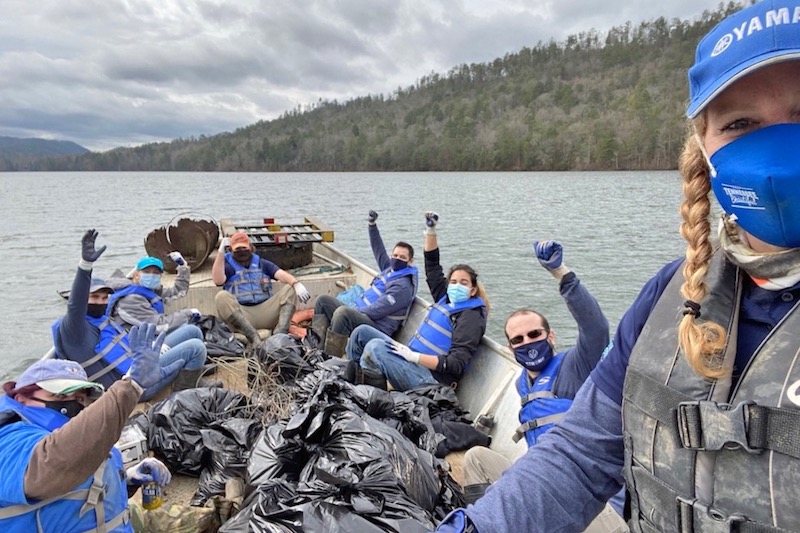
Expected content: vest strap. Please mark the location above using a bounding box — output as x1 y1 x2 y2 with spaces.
678 400 800 458
623 369 693 425
520 390 555 405
512 413 564 443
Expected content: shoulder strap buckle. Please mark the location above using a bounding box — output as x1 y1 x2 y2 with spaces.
677 400 761 454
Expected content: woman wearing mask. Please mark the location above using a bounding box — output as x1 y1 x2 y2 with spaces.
346 212 489 391
436 2 800 531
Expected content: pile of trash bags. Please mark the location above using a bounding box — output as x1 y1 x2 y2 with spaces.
133 336 481 532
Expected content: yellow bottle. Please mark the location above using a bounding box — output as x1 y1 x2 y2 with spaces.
141 481 163 510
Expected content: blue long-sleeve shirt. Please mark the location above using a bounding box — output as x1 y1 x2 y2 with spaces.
362 224 416 334
440 258 800 532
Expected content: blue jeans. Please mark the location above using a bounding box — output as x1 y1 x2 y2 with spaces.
141 324 207 400
347 324 438 391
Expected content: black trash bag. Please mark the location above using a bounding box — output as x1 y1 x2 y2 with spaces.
252 333 326 386
247 423 309 489
297 408 440 513
144 388 250 475
192 417 263 506
226 478 432 533
197 315 245 358
432 469 467 523
431 410 491 457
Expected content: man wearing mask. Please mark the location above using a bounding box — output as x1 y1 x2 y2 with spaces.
460 241 626 532
312 210 418 357
212 232 311 345
0 323 172 532
53 230 215 399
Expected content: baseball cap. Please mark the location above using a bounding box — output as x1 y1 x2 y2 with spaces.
89 278 114 294
8 359 104 397
687 0 800 118
230 232 251 250
136 256 164 271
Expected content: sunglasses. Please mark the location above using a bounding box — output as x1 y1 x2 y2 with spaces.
508 329 548 346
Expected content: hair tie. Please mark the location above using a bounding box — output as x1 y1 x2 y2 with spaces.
682 300 702 318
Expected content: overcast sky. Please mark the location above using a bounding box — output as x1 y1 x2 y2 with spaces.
1 0 725 152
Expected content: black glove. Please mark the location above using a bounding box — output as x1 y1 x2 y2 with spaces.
367 210 378 224
81 229 107 263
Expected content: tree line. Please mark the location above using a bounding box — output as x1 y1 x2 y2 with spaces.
1 2 745 173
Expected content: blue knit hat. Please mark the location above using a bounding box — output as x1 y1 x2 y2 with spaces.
687 0 800 118
136 256 164 271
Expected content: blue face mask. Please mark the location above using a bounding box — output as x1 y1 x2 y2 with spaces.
139 273 162 290
709 123 800 248
513 339 554 372
390 258 408 272
447 283 471 304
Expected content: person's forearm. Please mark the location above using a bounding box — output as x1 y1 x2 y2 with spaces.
274 269 299 287
211 252 226 286
161 265 190 300
424 233 438 252
25 379 142 499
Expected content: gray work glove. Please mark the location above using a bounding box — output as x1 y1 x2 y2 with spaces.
424 211 439 236
367 211 378 225
168 251 186 266
80 229 107 270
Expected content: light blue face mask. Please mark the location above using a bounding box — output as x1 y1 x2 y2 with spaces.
447 283 471 304
139 273 162 290
709 123 800 248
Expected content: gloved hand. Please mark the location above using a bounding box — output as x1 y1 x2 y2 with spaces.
385 340 421 364
127 323 167 390
159 343 171 355
189 308 202 323
533 240 569 281
218 237 231 254
126 457 172 487
424 211 439 236
367 210 378 224
80 229 107 268
168 251 186 266
293 282 311 304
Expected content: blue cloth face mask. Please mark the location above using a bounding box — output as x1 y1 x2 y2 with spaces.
390 258 408 272
709 123 800 248
513 339 554 372
447 283 471 304
139 273 162 290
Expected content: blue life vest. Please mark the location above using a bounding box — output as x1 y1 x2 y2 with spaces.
223 253 271 305
107 285 164 315
355 265 418 320
51 316 132 383
408 296 485 356
0 396 132 532
513 353 572 447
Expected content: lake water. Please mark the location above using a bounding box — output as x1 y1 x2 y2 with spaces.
0 170 693 379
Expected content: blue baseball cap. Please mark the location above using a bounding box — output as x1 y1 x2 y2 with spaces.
687 0 800 118
136 256 164 271
9 359 104 397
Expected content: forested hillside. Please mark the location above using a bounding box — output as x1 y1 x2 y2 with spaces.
3 2 744 172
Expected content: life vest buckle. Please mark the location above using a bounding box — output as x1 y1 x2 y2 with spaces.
677 400 762 454
675 496 746 533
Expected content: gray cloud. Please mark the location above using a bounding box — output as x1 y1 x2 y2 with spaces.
0 0 723 151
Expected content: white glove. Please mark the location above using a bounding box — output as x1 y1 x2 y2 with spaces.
218 237 231 253
160 343 171 355
168 251 186 266
293 282 311 303
188 308 202 323
126 457 172 486
385 340 421 364
424 211 439 236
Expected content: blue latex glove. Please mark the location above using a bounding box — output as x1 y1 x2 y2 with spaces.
434 509 478 532
533 240 563 271
126 457 172 486
127 323 167 389
168 251 186 266
367 210 378 224
384 340 421 364
81 229 106 263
